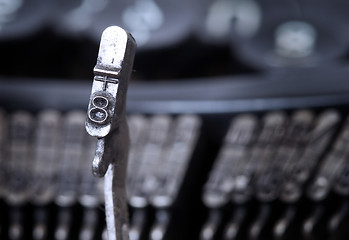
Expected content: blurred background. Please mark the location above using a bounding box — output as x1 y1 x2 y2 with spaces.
1 0 349 240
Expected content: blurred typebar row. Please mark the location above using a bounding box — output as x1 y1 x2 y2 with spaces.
201 109 349 240
0 110 202 240
1 108 349 239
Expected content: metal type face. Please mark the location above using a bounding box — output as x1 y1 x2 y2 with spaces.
86 26 135 141
85 26 136 240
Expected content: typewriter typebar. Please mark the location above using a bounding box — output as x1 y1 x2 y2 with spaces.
203 115 258 209
85 26 136 240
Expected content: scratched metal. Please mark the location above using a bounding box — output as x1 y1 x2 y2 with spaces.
85 26 136 240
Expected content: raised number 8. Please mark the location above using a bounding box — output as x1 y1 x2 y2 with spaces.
88 95 109 124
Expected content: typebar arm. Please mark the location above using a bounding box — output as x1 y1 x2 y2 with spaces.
85 26 136 240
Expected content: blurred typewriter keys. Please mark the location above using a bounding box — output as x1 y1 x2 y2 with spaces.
233 111 287 204
125 115 172 240
307 116 349 202
149 115 201 240
7 111 34 240
128 115 172 208
126 115 149 197
281 110 341 203
31 110 61 240
126 115 149 240
78 132 103 240
199 109 349 240
203 115 258 208
2 109 349 239
255 110 314 202
31 110 61 205
7 111 34 206
126 114 201 240
201 115 258 239
54 111 86 240
150 115 201 208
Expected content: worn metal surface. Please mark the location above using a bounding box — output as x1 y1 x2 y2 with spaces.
85 26 136 240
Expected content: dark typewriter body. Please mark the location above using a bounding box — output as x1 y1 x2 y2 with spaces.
0 1 349 240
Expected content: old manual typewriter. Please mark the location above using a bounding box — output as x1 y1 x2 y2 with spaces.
0 0 349 239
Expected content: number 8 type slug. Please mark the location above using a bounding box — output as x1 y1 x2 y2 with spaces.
85 26 136 240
